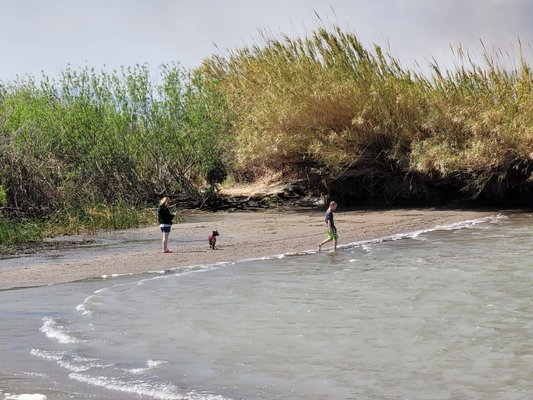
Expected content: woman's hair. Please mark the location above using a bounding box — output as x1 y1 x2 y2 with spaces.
159 197 170 206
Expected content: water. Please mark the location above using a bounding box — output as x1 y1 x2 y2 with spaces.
1 213 532 400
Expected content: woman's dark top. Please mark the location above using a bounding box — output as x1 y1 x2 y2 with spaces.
158 205 174 225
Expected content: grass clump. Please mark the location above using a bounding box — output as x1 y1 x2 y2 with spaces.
0 204 160 254
42 202 158 236
0 217 43 253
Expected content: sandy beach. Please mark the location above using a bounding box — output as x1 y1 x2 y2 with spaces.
0 208 496 290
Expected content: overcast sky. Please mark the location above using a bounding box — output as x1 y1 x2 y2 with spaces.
1 0 533 81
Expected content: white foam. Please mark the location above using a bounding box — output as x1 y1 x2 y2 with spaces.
69 373 181 400
339 214 505 252
5 395 47 400
361 244 373 252
76 287 110 316
30 349 106 372
30 348 65 362
76 297 93 316
69 372 233 400
127 359 168 374
187 391 232 400
21 372 47 378
40 317 84 344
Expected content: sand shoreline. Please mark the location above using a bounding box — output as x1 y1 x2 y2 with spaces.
0 208 498 290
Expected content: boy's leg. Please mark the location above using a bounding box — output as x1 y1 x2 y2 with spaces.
317 237 331 253
332 227 338 252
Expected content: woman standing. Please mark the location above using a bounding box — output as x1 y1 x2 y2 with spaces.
158 197 175 253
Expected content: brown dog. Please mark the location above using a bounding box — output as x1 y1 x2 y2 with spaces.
208 230 219 249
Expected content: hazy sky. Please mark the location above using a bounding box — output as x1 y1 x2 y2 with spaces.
1 0 532 81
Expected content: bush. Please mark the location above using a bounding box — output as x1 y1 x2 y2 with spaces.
0 64 232 215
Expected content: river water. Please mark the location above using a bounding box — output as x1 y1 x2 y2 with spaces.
1 212 532 400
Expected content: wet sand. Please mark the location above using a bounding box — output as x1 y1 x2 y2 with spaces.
0 208 496 290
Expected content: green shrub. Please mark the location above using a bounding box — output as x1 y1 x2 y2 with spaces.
0 217 43 253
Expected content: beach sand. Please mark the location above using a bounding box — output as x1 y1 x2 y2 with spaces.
0 208 496 290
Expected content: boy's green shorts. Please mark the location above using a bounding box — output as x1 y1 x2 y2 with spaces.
326 227 338 240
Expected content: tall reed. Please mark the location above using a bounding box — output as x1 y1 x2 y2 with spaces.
202 26 533 198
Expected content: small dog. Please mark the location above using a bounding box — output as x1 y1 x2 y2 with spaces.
208 230 219 250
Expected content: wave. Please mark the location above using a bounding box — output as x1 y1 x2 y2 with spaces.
4 394 47 400
39 317 84 344
30 347 230 400
339 214 505 251
76 287 108 316
229 214 506 258
69 373 231 400
30 349 107 372
126 359 168 375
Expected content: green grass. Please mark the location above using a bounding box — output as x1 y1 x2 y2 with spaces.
42 202 158 236
0 218 43 253
0 203 168 254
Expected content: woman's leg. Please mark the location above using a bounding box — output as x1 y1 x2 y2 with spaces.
162 231 171 252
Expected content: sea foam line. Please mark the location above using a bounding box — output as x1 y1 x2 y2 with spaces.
4 394 47 400
30 349 108 372
76 287 109 316
338 213 505 251
126 359 168 375
68 373 231 400
40 317 85 344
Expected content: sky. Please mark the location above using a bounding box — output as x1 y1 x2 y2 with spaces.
1 0 533 82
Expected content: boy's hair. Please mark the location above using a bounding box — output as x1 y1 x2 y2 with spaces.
329 201 337 207
159 197 170 206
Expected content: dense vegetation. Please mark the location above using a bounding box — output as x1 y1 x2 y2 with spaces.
203 27 533 204
1 26 532 250
0 64 231 212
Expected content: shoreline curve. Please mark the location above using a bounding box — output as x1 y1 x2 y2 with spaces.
0 208 499 290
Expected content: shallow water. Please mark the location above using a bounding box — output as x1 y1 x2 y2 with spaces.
1 212 532 400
